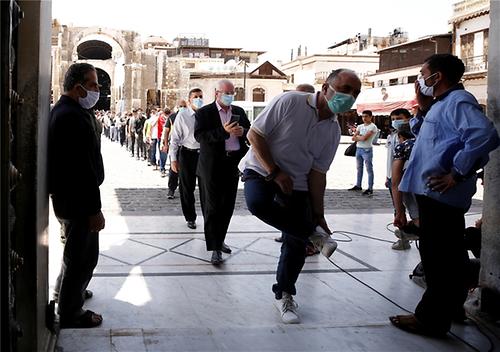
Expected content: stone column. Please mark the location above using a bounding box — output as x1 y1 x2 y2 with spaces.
480 0 500 316
15 0 54 350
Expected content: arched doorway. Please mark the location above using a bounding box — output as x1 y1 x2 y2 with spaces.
77 40 112 60
95 68 111 111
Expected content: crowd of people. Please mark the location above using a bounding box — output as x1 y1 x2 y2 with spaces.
48 54 499 340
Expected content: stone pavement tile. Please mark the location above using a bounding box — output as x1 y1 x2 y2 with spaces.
110 329 147 352
143 328 219 352
57 329 111 352
100 238 165 266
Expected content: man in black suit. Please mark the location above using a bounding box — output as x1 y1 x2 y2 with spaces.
194 80 250 265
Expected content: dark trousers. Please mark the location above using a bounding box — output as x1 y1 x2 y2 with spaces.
150 138 158 165
136 134 145 159
56 217 99 321
199 155 239 251
179 147 199 222
243 169 313 298
129 134 136 156
168 166 179 192
415 195 469 333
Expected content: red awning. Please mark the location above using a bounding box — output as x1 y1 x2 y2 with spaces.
354 84 417 115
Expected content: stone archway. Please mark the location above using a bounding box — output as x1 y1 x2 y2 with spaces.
95 68 111 110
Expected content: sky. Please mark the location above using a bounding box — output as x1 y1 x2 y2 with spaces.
52 0 457 62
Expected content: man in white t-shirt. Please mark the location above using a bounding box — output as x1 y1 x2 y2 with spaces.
348 110 378 195
239 69 361 324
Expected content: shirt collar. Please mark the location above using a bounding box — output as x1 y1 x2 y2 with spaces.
216 100 231 112
307 92 337 121
435 83 465 101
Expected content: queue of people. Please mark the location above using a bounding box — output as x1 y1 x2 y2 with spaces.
48 53 500 340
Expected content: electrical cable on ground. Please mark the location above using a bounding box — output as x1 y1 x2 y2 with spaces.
325 229 494 352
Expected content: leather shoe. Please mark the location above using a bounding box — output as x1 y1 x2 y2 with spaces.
211 250 223 265
187 221 196 229
221 243 232 254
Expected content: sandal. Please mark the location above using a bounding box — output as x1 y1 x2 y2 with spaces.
60 310 103 329
389 314 445 337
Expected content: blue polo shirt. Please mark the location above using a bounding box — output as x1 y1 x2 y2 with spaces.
399 85 499 211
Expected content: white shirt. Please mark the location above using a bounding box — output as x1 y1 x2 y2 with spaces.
356 123 378 148
239 91 341 191
150 114 159 139
386 131 398 178
168 107 200 161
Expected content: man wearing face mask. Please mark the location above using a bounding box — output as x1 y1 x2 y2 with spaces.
194 80 251 265
48 63 105 328
169 88 203 229
239 69 361 324
389 54 500 336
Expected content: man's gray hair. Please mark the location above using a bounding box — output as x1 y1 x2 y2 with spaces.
63 63 96 92
217 79 233 90
325 68 356 85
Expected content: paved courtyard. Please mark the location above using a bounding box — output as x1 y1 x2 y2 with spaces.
52 138 491 352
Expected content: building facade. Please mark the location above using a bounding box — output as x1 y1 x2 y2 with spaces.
450 0 490 105
51 22 278 112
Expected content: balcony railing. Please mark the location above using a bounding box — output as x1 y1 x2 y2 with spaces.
463 55 488 73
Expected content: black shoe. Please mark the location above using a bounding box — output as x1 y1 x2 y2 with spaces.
348 186 362 191
362 189 373 196
167 190 175 199
187 221 196 229
211 250 223 265
221 243 232 254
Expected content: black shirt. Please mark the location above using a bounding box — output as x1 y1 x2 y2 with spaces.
48 95 105 218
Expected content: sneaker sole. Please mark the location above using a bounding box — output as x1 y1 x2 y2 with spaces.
321 241 338 258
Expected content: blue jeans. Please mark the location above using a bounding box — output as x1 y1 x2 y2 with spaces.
243 170 313 299
159 151 167 172
356 147 374 190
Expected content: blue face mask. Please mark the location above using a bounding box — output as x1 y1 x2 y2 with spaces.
220 94 234 107
325 86 355 113
192 98 203 109
391 119 408 130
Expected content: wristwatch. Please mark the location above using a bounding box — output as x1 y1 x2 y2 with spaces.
265 167 280 182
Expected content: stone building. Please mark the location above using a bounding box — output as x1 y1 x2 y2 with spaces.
450 0 490 105
51 21 272 112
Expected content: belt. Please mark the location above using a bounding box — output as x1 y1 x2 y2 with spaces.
181 146 200 153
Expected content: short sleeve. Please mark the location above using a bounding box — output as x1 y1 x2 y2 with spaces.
393 143 405 160
251 94 290 137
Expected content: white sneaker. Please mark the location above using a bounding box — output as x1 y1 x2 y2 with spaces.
275 292 300 324
394 228 419 242
391 239 411 250
309 226 338 258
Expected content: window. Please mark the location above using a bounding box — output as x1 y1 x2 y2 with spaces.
253 88 265 102
483 29 489 57
235 87 245 101
461 33 474 60
407 75 417 84
389 78 398 86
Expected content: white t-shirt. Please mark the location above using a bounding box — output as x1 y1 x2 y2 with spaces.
356 123 378 148
238 91 341 191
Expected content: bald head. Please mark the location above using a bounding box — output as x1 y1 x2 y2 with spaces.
324 69 361 99
296 84 315 93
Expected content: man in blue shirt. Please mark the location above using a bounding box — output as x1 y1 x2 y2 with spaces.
390 54 499 336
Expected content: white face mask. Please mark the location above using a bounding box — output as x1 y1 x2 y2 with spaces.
192 98 203 109
417 73 438 97
78 85 100 109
